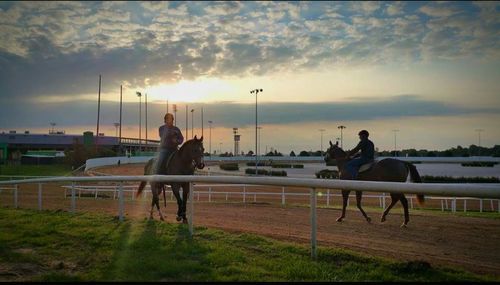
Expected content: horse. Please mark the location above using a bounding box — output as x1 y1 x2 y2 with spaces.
324 140 424 227
136 136 205 223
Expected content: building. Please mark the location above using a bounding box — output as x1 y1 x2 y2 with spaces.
0 130 159 164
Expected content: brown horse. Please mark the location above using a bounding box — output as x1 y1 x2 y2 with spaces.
324 140 424 227
136 136 205 223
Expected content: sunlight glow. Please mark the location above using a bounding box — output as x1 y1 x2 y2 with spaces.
146 78 236 103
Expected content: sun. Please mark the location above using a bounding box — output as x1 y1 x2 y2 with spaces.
146 79 235 103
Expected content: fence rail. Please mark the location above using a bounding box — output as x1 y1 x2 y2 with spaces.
1 175 500 259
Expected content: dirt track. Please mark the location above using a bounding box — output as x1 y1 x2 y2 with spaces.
2 163 500 277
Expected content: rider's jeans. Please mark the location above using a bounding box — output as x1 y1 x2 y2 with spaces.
345 157 372 179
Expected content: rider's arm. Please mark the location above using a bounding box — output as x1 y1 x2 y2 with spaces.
176 127 184 145
347 142 361 157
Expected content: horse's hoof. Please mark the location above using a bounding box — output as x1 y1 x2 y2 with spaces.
149 216 154 220
182 218 188 224
160 216 165 221
176 216 182 222
366 217 372 223
400 223 408 228
380 216 386 223
336 217 343 222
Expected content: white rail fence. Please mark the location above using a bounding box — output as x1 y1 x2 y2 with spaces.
1 175 500 259
58 183 499 213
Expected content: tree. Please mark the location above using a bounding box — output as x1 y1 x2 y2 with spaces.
290 150 296 157
299 150 310 157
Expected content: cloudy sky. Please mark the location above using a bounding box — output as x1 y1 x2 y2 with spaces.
0 1 499 154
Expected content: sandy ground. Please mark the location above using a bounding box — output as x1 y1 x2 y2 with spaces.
1 163 499 277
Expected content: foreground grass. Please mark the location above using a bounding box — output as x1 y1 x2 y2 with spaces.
1 207 497 282
0 164 73 178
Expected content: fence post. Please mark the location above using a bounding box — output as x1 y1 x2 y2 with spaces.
490 200 494 211
445 199 448 210
441 200 444 212
410 196 413 209
189 182 194 236
310 188 317 259
281 187 285 206
14 184 18 209
71 182 76 213
480 199 483 213
209 187 212 203
118 182 124 222
38 183 42 211
225 193 228 201
243 186 246 203
464 199 467 212
254 193 256 202
327 190 330 207
498 200 500 214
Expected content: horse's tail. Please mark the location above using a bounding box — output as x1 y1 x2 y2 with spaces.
136 181 147 198
136 158 155 198
405 162 424 206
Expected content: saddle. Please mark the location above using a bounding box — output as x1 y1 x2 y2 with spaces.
358 160 376 173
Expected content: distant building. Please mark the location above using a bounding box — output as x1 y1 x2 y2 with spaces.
0 131 159 164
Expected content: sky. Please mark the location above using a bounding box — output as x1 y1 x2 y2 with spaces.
0 1 499 154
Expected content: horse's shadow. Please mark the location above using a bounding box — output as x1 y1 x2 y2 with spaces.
103 220 212 281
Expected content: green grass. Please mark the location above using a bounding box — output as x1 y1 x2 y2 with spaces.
0 164 73 178
0 207 497 282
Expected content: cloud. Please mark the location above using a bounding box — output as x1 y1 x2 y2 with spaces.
0 95 496 130
418 4 461 18
0 1 498 103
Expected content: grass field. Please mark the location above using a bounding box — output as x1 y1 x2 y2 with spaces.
0 207 497 282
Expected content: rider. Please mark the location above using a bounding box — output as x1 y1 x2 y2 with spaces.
345 130 375 179
155 113 184 174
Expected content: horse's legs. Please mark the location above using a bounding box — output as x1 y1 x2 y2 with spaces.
400 195 410 227
180 182 190 224
171 184 183 221
152 183 165 221
355 191 371 223
337 190 350 222
381 194 399 223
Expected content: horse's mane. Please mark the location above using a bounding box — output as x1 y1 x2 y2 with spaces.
178 138 200 153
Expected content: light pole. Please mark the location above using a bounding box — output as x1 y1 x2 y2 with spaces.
50 122 56 134
113 123 120 137
173 104 177 126
96 74 102 151
392 129 399 157
219 142 222 155
145 93 148 150
185 105 188 140
119 85 123 154
208 120 213 156
319 129 325 154
190 109 195 138
337 125 346 148
257 126 262 157
136 91 142 153
251 88 263 175
475 129 484 156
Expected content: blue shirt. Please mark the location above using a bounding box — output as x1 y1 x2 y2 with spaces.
349 138 375 160
159 125 184 150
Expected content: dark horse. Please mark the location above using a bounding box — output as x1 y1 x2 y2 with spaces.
325 141 424 227
136 136 205 223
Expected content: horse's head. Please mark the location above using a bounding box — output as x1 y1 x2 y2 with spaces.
324 140 346 163
186 135 205 169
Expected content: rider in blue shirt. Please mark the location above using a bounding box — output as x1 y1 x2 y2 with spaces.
345 130 374 179
155 113 184 174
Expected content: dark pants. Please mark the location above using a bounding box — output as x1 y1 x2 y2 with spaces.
155 148 176 174
345 157 372 179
